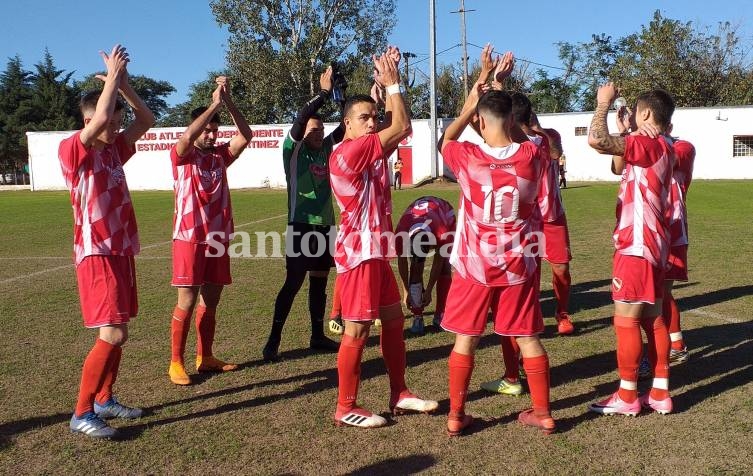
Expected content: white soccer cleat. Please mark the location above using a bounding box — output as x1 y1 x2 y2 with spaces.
334 407 387 428
391 395 439 415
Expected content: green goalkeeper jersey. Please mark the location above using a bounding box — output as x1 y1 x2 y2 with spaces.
282 133 335 225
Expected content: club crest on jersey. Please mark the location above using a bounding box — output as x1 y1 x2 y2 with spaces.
200 168 222 185
612 277 623 291
110 164 126 184
309 163 328 178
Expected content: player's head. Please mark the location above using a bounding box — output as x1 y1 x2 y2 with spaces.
510 92 532 127
191 106 221 150
476 90 513 139
80 90 125 144
635 89 675 132
304 114 325 150
343 94 377 140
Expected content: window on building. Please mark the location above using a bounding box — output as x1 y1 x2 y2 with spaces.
733 136 753 157
575 126 588 136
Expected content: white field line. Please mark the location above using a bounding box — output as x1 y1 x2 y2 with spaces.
0 213 287 286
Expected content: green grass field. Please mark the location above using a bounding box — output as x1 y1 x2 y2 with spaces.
1 181 752 475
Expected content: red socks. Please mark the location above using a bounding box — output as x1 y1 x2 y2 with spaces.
196 306 216 357
552 267 571 315
337 334 366 412
380 318 408 400
75 339 117 416
448 351 474 416
435 275 452 314
95 345 122 405
641 315 671 400
500 335 520 382
664 293 685 351
522 354 550 416
614 315 641 403
171 306 192 363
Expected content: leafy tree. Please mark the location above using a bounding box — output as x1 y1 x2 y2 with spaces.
28 49 77 132
158 71 227 127
210 0 396 123
0 56 34 178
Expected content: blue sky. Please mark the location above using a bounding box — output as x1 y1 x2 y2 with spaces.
2 1 752 107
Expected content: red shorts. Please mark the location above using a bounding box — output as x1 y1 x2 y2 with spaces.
543 215 572 264
336 259 401 321
76 255 138 328
665 245 688 281
172 240 232 286
442 274 542 337
611 253 664 304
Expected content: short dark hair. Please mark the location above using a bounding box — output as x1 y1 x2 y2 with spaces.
510 92 532 125
476 90 513 121
79 90 124 116
343 94 376 117
190 106 221 124
636 89 675 129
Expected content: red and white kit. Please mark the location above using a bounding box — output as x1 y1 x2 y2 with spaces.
58 131 140 265
394 196 456 252
171 142 237 243
329 133 394 273
666 139 695 281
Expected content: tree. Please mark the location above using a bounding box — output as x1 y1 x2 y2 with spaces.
210 0 396 123
75 73 176 125
0 56 34 179
158 71 227 127
28 49 77 132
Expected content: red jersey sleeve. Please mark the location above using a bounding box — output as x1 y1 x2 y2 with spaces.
673 140 696 195
58 131 89 175
441 140 465 175
333 133 383 174
623 135 666 168
114 133 136 165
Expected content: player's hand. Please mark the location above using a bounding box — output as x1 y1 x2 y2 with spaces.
373 53 399 87
100 44 129 80
386 45 401 65
215 76 230 102
370 81 385 107
597 82 618 106
320 66 333 92
616 105 633 134
493 51 514 83
479 43 498 78
631 122 660 138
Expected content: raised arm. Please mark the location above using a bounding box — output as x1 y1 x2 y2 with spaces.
587 82 626 156
118 69 155 146
218 76 253 158
375 52 411 152
291 67 333 142
174 83 223 157
80 45 128 147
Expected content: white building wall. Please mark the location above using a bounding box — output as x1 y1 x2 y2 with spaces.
26 106 753 191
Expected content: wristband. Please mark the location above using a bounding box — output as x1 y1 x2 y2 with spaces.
386 83 401 96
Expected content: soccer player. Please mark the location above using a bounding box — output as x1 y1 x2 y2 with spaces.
393 157 404 190
441 47 555 436
262 66 343 362
167 76 252 385
587 82 676 416
394 196 455 334
59 44 155 438
329 49 438 428
480 97 574 397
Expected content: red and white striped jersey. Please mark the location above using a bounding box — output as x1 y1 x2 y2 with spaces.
329 133 394 272
58 131 140 265
529 132 565 222
669 139 696 247
614 135 675 267
394 196 456 253
442 140 545 286
171 142 237 243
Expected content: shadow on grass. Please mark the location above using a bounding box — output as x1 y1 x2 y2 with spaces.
346 454 436 475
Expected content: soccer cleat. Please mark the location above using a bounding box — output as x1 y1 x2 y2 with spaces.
196 355 238 373
94 397 144 419
409 316 425 335
262 338 281 362
638 356 652 380
169 361 191 385
588 392 641 416
432 312 443 329
556 312 575 335
640 394 673 415
310 335 340 352
447 412 473 437
669 347 689 364
69 412 118 439
518 409 556 435
334 407 387 428
390 393 439 415
328 317 344 335
480 377 523 396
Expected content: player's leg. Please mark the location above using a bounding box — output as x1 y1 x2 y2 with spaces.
195 283 237 372
447 334 479 436
639 300 672 414
328 276 344 335
93 323 143 419
309 270 339 350
516 335 555 434
480 335 523 395
264 256 307 361
407 257 426 335
433 259 452 328
169 286 198 385
544 217 574 335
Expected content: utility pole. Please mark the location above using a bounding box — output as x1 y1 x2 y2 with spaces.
429 0 438 179
451 1 475 100
402 51 416 89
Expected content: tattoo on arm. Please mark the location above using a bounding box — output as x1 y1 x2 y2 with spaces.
589 105 625 156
